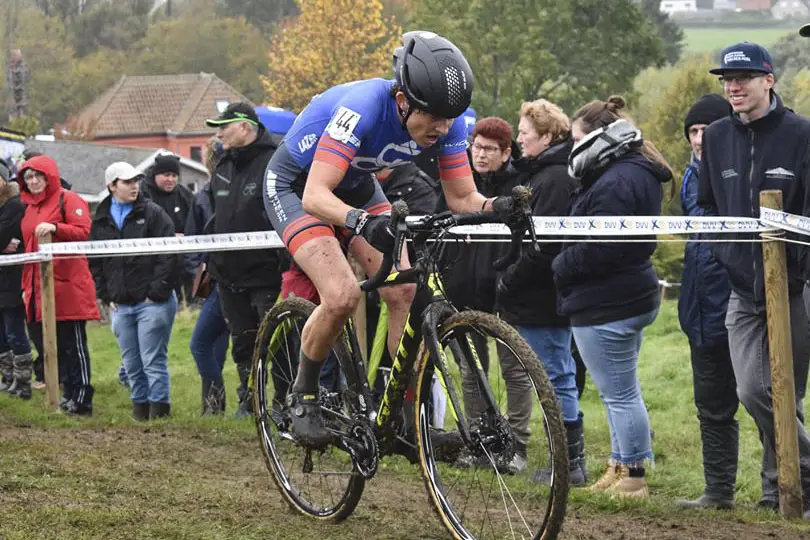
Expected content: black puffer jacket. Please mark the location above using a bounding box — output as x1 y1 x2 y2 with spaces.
497 139 577 327
552 151 672 326
436 159 517 312
0 181 24 308
90 194 178 305
209 126 286 290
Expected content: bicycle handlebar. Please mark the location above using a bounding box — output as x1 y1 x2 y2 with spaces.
358 185 537 292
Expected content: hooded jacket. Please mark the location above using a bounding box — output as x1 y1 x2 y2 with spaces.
209 126 285 290
19 156 99 322
552 151 671 326
0 180 25 308
497 139 578 327
90 193 178 305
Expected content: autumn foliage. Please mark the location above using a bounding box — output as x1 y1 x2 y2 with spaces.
262 0 400 112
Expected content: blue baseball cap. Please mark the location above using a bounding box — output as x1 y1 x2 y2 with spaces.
709 42 774 75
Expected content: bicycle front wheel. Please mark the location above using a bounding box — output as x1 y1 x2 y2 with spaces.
251 297 365 522
414 310 568 540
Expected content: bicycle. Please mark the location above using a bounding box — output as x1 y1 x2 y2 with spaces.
251 187 568 539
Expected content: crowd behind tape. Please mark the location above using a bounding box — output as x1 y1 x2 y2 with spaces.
1 208 806 268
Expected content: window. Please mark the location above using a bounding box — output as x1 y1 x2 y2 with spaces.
190 146 202 163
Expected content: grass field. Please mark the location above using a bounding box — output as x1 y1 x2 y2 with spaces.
1 303 810 539
683 26 797 54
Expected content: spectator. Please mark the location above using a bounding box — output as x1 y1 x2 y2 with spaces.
186 137 230 415
19 155 99 416
676 94 736 510
205 102 286 418
91 162 178 420
553 96 673 498
698 42 810 514
140 153 194 304
496 100 583 483
0 158 32 399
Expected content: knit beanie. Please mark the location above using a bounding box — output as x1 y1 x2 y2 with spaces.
684 94 731 141
153 154 181 176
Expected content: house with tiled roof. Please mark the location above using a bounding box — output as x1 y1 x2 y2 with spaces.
68 72 253 160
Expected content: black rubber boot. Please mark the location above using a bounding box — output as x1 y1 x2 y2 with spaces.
566 417 588 487
233 364 253 419
132 402 150 421
149 402 171 420
202 376 226 416
0 351 13 392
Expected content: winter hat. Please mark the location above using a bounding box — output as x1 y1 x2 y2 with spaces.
684 94 731 141
153 154 181 176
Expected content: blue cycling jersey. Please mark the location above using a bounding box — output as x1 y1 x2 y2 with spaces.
283 78 470 189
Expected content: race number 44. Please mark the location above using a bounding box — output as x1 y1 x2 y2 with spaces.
326 107 362 144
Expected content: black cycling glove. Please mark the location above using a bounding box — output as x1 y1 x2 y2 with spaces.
356 214 396 254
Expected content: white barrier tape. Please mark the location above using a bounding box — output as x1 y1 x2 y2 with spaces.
0 213 784 269
41 231 284 256
446 215 771 236
759 208 810 237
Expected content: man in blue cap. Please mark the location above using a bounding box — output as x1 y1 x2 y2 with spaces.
698 41 810 516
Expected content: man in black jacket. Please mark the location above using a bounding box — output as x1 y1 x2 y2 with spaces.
141 153 194 304
91 162 179 420
205 102 285 418
698 41 810 514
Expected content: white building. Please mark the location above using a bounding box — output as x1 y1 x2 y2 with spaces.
772 0 809 19
659 0 698 14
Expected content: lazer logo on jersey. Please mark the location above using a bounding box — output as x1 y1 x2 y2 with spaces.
352 140 422 172
298 133 318 153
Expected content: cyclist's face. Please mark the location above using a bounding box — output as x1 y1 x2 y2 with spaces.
397 94 453 146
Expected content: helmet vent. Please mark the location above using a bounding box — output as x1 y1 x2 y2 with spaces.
439 56 463 108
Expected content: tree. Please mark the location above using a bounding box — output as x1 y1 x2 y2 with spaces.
133 1 271 102
12 9 77 130
261 0 400 112
639 0 684 65
632 54 718 214
770 33 810 79
214 0 298 35
411 0 665 122
71 0 152 57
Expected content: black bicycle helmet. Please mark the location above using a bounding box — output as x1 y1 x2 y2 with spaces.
392 31 473 120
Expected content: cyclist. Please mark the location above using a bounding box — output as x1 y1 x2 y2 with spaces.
263 31 520 448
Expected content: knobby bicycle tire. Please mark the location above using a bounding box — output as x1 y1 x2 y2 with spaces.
251 297 365 522
414 310 568 540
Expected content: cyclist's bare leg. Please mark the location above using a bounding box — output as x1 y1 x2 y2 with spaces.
349 236 416 360
292 235 361 375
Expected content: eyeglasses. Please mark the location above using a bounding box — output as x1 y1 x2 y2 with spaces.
471 143 502 155
23 171 45 182
718 73 765 85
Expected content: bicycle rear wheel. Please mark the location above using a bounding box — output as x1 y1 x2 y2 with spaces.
414 310 568 540
251 297 365 522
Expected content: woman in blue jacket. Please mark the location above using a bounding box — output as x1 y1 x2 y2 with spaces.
552 95 672 498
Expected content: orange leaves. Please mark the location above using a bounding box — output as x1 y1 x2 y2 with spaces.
261 0 400 112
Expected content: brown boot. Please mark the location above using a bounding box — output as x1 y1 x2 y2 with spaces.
607 466 649 498
589 461 622 492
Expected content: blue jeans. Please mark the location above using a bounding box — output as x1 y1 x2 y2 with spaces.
0 305 31 355
516 326 579 424
190 285 229 380
112 294 177 404
572 309 658 465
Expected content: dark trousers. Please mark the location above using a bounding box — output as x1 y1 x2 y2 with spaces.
218 286 279 403
689 339 739 498
0 305 31 355
190 285 229 380
28 320 94 406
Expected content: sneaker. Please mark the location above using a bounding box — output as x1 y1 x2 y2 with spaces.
506 452 527 474
677 493 734 510
32 381 46 390
64 400 93 417
589 461 622 492
286 392 332 449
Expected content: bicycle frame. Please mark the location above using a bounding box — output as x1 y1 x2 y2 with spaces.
337 262 501 455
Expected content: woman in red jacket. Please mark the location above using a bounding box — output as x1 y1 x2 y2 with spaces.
19 155 99 416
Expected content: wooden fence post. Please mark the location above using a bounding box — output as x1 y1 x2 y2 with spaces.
760 190 803 519
37 235 59 411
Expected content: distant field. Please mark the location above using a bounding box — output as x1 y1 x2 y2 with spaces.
683 26 797 53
